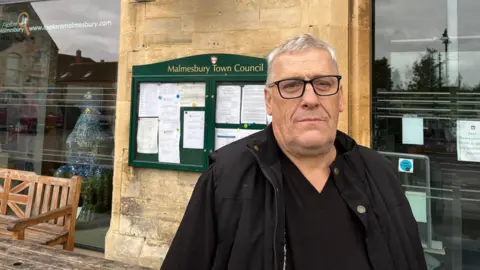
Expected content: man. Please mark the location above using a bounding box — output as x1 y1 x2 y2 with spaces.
161 34 427 270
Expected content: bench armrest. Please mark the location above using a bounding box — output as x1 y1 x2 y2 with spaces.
7 206 73 232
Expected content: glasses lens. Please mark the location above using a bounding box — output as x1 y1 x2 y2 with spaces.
312 76 339 94
278 79 304 98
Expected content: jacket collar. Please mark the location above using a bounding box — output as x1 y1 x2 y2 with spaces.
246 123 359 167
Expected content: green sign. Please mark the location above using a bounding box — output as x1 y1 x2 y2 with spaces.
129 54 268 172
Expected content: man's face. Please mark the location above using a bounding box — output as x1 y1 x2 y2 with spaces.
264 48 344 156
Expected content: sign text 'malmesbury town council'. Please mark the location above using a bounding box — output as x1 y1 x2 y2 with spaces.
167 63 265 74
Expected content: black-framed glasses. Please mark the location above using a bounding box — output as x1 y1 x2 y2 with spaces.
268 75 342 99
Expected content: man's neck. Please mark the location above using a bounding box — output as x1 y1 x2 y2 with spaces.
281 145 337 192
285 146 336 172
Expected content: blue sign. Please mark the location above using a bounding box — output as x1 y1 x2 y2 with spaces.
398 158 414 173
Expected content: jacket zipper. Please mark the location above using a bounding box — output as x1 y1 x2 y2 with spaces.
248 148 280 270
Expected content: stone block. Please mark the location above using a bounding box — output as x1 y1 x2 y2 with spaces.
144 33 193 47
144 47 197 64
144 17 182 34
109 211 121 232
222 10 260 31
178 171 201 186
260 7 302 28
189 13 224 32
331 0 350 27
192 32 225 50
115 53 130 102
139 240 170 269
194 0 238 13
146 0 197 18
119 2 136 35
127 51 147 72
223 27 314 52
105 231 144 266
258 0 299 9
121 172 141 198
235 0 260 11
302 0 331 27
181 15 194 32
119 214 161 239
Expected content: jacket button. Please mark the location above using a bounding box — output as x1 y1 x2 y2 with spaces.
333 168 339 175
254 145 259 151
357 205 366 214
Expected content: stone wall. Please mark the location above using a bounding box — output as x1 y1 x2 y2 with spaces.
105 0 371 268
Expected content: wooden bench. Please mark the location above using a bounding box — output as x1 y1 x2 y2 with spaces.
0 169 82 251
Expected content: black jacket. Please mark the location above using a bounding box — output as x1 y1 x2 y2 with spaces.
161 125 427 270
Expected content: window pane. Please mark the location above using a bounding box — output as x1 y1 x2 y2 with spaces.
0 0 120 250
373 0 480 269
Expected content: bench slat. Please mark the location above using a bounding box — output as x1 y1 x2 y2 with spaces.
0 174 11 215
41 185 52 215
49 186 60 224
25 183 35 218
32 183 44 217
57 187 69 226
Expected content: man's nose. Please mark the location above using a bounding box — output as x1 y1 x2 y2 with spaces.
301 82 319 107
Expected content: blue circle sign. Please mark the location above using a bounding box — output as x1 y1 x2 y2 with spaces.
399 159 413 173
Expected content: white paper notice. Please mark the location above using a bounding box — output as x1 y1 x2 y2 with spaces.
183 111 205 149
216 85 241 124
137 118 158 154
241 85 267 124
158 129 180 164
215 128 261 150
457 120 480 162
402 116 424 145
157 84 181 131
138 83 159 117
179 83 206 107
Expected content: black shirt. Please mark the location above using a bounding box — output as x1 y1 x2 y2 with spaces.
281 153 372 270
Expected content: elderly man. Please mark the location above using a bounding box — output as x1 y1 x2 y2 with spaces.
161 34 427 270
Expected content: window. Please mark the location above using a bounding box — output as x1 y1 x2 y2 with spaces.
5 53 22 86
373 0 480 268
0 0 120 251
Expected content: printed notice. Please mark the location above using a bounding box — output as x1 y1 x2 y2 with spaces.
402 116 424 145
138 83 159 117
241 85 267 124
216 85 241 124
158 84 181 129
457 120 480 162
179 83 206 107
215 128 261 150
137 118 158 154
158 129 180 164
183 111 205 149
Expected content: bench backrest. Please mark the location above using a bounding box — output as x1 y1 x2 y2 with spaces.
0 169 82 228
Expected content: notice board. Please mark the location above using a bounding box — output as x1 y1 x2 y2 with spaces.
129 54 268 172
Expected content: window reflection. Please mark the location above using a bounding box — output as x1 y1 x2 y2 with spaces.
0 0 119 250
374 0 480 269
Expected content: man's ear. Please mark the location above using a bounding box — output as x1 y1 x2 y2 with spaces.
265 87 273 115
338 85 344 113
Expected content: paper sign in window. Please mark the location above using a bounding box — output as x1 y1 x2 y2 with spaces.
402 116 424 145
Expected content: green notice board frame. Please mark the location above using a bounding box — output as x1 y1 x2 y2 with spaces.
129 54 268 172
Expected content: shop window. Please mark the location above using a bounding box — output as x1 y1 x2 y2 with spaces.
0 0 120 251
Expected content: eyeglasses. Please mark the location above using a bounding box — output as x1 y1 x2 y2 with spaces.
267 75 342 99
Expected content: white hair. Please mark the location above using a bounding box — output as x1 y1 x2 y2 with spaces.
266 34 339 84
